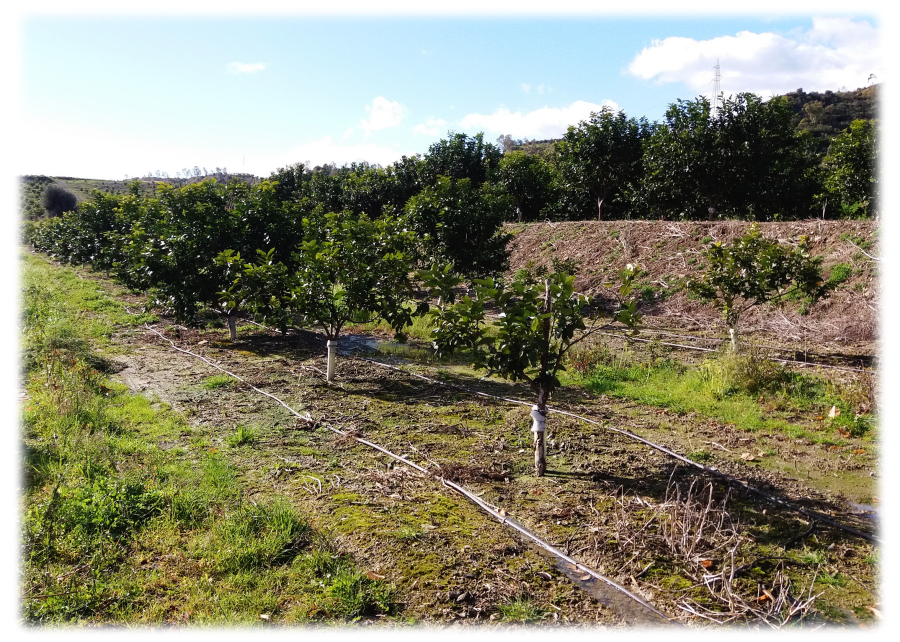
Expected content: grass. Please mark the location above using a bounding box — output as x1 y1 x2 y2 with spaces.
20 252 395 625
565 340 875 439
227 424 258 447
495 596 546 623
202 374 234 390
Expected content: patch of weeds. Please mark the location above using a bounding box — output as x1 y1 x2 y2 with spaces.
816 572 848 588
826 263 853 286
701 236 713 244
495 596 546 623
798 549 826 566
688 450 713 464
203 499 311 573
391 525 425 542
201 374 233 390
327 566 395 618
227 424 258 447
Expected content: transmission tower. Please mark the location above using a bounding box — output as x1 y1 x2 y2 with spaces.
712 59 722 117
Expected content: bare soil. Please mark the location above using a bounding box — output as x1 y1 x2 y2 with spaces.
505 220 879 355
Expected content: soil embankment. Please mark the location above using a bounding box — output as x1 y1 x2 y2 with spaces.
504 220 878 355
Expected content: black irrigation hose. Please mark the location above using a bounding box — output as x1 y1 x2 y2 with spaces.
598 331 874 374
352 356 879 545
142 325 680 627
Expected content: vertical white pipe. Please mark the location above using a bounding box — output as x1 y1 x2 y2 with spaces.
326 340 337 382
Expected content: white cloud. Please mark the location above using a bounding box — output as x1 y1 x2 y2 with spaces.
360 96 408 136
413 118 447 137
459 100 619 139
226 62 266 74
342 127 355 140
626 17 882 97
521 83 531 93
271 135 414 170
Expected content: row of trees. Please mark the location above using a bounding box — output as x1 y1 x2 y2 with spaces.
254 93 877 224
25 170 840 474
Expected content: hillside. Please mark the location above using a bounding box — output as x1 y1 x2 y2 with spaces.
18 173 259 219
504 220 878 354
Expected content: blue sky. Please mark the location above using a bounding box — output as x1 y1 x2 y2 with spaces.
16 8 883 179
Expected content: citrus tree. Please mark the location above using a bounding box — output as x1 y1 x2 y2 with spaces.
688 224 835 350
420 262 642 476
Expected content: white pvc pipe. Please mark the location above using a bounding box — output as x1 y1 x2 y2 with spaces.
326 340 337 382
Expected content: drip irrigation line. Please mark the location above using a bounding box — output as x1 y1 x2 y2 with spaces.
598 332 874 374
352 356 879 545
142 325 679 626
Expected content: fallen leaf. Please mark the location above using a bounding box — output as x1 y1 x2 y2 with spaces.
700 559 713 569
198 340 208 345
829 445 843 451
740 453 756 461
816 415 824 421
837 428 851 438
828 405 841 419
498 508 507 517
854 449 866 455
259 614 270 621
866 606 882 619
366 571 386 580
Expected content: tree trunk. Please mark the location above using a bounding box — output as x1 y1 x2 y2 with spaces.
516 204 523 223
597 196 604 222
533 279 552 477
729 327 739 352
532 403 547 477
228 314 237 341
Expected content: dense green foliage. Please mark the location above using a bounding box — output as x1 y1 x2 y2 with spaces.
821 119 878 218
688 224 835 348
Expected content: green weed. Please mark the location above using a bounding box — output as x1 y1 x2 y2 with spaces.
496 596 546 623
202 374 233 389
227 424 258 447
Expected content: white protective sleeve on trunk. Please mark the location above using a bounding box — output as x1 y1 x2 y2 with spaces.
531 405 546 433
326 339 337 381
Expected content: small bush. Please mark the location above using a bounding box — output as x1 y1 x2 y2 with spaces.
42 184 78 217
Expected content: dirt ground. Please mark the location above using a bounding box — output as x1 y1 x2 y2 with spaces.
505 220 878 354
104 321 878 627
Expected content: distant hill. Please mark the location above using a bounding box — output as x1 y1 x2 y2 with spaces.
502 83 880 158
18 172 261 220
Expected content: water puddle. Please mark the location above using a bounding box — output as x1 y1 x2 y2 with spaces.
338 335 444 363
848 502 887 529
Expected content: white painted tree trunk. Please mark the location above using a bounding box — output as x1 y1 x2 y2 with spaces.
531 405 547 477
729 327 740 352
228 314 237 341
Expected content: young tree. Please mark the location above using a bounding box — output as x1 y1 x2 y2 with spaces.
221 211 423 381
420 262 642 476
42 184 78 217
555 108 650 221
688 224 835 350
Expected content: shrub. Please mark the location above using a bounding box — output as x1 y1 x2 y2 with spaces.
42 184 78 217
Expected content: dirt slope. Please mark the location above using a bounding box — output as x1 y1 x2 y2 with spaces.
504 220 879 354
